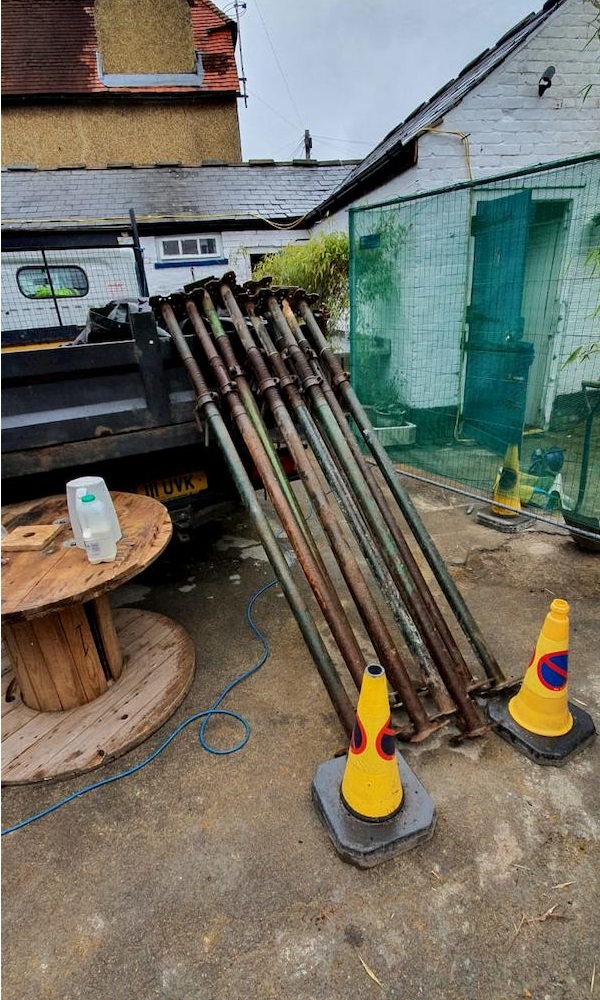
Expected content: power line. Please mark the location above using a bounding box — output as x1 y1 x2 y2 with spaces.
253 0 303 129
313 134 376 146
247 89 300 132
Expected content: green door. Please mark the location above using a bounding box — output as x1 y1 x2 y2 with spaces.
462 191 534 452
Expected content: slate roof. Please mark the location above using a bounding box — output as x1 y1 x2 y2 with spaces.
311 0 569 218
1 162 359 230
1 0 239 97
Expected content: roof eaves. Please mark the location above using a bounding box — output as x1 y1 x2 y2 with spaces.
309 0 568 221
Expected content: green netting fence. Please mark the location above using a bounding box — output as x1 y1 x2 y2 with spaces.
349 152 600 542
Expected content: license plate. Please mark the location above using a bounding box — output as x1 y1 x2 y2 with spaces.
135 470 208 502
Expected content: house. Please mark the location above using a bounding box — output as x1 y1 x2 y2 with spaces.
0 160 357 343
1 0 242 168
305 0 599 479
310 0 600 226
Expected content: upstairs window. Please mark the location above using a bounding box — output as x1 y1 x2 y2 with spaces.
17 265 89 299
159 236 220 261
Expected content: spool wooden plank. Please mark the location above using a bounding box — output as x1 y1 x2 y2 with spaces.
1 609 196 784
56 606 109 704
2 621 62 712
1 524 63 551
88 595 124 680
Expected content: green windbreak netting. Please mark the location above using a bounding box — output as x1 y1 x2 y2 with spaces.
349 153 600 538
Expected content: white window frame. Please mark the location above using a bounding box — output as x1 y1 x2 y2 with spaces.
158 235 222 262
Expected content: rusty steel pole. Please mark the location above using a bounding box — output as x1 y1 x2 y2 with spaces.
263 292 488 737
280 296 484 694
182 294 374 699
239 293 455 721
218 280 442 738
295 293 507 688
157 300 355 734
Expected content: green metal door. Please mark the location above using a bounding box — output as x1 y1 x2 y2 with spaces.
462 191 534 452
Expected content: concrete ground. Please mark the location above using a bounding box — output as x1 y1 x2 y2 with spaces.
2 478 599 1000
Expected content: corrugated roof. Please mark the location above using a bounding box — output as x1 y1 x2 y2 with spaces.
312 0 568 217
1 162 359 230
1 0 239 97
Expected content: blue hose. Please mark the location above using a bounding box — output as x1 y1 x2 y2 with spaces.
1 579 278 836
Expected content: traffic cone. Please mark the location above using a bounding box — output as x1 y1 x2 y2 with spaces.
487 599 596 765
509 598 572 736
312 664 436 867
341 661 403 821
491 443 522 516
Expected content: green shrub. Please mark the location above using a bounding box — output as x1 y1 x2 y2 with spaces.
252 231 349 332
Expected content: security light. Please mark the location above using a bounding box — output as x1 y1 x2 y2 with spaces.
538 66 555 96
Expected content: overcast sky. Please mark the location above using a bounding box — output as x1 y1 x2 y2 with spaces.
235 0 539 162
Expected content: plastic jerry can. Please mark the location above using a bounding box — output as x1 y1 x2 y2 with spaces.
77 493 118 564
66 476 122 549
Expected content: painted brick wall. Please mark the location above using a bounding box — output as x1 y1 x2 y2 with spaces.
318 0 599 219
141 229 310 295
321 0 600 422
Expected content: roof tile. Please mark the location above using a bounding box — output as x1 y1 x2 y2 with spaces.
1 162 358 229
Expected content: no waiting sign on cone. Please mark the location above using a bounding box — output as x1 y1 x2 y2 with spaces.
487 599 596 764
312 664 436 868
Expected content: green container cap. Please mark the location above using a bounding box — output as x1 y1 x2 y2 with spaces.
81 494 96 503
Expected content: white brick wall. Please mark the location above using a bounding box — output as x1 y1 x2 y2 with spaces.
317 0 600 222
140 229 310 296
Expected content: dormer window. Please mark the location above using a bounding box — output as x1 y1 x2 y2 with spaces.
96 51 205 90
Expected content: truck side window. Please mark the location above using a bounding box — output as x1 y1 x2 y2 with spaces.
17 266 89 299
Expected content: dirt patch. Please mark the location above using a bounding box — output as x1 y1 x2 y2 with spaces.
454 532 600 600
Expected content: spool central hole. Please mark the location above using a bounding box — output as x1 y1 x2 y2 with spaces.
366 663 384 677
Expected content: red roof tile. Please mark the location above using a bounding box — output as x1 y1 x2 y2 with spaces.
1 0 239 97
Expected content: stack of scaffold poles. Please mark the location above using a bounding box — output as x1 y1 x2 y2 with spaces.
152 272 516 743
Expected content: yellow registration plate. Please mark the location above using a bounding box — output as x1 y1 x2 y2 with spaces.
135 470 208 502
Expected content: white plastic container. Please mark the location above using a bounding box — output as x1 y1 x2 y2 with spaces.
77 493 118 564
66 476 122 549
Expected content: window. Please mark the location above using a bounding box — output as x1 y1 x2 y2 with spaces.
159 236 220 260
17 266 89 299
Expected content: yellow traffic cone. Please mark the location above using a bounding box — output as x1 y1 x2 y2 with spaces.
312 663 436 867
491 443 522 516
486 599 596 765
341 662 403 821
508 598 572 736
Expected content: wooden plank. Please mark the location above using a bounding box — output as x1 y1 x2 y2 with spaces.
1 609 196 784
55 606 108 704
24 611 194 780
31 610 102 709
1 524 63 551
2 621 62 712
88 595 124 680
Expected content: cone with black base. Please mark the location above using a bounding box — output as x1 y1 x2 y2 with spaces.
477 443 532 532
487 599 596 765
312 663 436 868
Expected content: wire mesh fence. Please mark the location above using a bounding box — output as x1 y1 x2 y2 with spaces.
349 153 600 539
1 246 142 346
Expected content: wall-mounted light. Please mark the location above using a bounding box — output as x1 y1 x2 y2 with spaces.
538 66 555 96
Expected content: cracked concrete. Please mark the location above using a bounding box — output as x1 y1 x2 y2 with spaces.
2 478 598 1000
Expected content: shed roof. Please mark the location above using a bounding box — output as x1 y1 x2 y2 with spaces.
1 162 359 231
311 0 569 219
1 0 239 97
